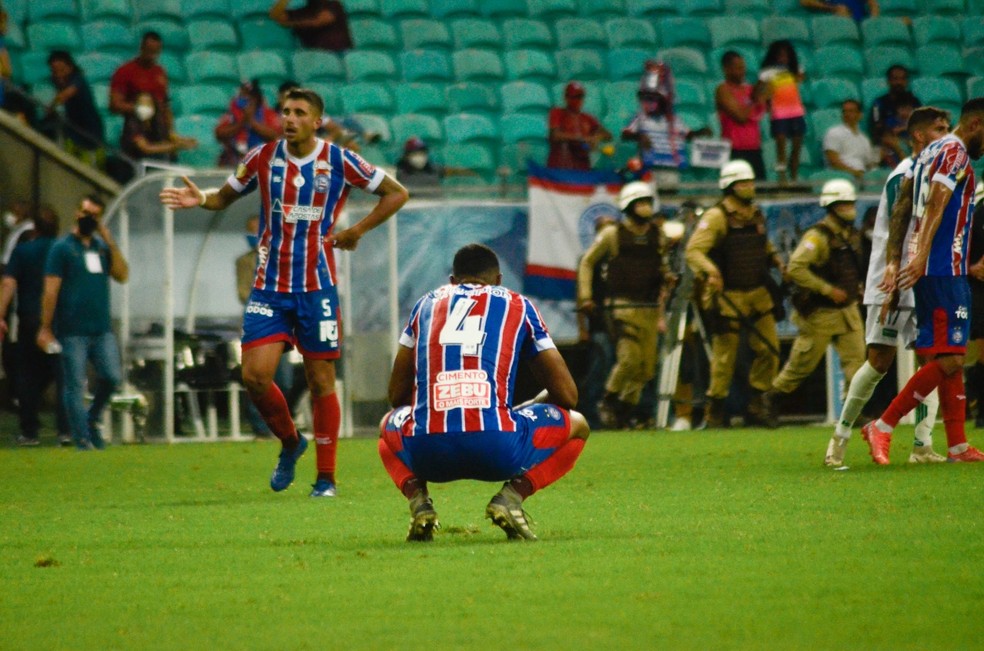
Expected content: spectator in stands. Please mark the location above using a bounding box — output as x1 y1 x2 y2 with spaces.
2 199 34 268
870 65 922 168
800 0 879 21
716 51 767 180
120 92 197 164
269 0 352 53
45 51 105 168
547 81 611 171
215 80 281 167
109 31 173 128
823 99 878 183
0 3 10 110
759 40 807 184
396 137 474 192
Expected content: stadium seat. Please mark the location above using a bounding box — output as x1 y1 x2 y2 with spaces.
401 19 453 51
395 83 446 116
481 0 529 20
345 51 397 82
708 17 760 49
655 48 708 77
810 108 842 142
810 16 859 48
16 51 50 87
659 17 710 50
761 17 811 49
27 0 77 22
390 113 443 145
446 82 498 116
292 51 345 84
501 81 552 115
674 78 708 113
528 0 578 20
502 19 555 51
81 21 135 56
910 77 964 113
300 82 340 115
604 18 657 50
603 81 639 121
606 48 651 82
581 0 624 17
173 85 230 118
556 49 606 82
3 21 26 53
551 80 605 116
442 113 499 144
915 45 966 79
429 0 480 18
237 52 288 86
450 19 502 51
861 18 912 48
175 115 223 168
380 0 429 19
452 49 505 83
965 48 984 78
878 0 918 16
921 0 965 13
723 0 771 18
187 20 240 53
136 20 191 54
912 16 961 48
560 21 609 52
711 45 762 79
345 0 381 18
238 19 295 52
441 143 497 182
501 114 547 144
626 0 679 18
350 18 400 50
503 50 557 83
76 52 125 85
813 45 865 82
91 82 110 112
134 0 183 24
866 46 915 79
500 141 549 175
81 0 131 22
860 77 888 108
351 113 392 142
181 0 230 20
230 0 273 20
678 0 722 16
159 53 187 83
340 82 394 115
963 18 984 49
810 78 860 110
28 21 82 52
969 76 984 100
400 50 453 82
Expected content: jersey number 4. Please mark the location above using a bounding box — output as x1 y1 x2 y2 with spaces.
439 298 486 355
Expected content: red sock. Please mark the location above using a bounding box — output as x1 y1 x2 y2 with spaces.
881 361 945 428
313 393 340 482
377 436 415 494
250 384 297 444
522 438 586 496
939 370 968 448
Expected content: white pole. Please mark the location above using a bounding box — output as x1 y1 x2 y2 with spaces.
388 213 400 360
164 177 176 443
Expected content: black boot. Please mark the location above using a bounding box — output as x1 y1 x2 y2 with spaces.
704 397 727 428
760 389 781 429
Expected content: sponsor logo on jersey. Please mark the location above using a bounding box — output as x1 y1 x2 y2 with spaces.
272 157 286 168
315 160 331 172
245 301 274 317
351 152 375 177
432 370 492 411
272 199 322 223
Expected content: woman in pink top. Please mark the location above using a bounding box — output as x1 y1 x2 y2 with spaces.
716 51 767 179
758 40 807 183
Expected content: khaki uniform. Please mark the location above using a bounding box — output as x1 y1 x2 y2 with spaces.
772 215 865 394
685 198 779 400
578 221 668 406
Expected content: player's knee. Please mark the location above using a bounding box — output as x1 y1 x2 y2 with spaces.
569 410 590 440
939 354 964 376
241 368 273 397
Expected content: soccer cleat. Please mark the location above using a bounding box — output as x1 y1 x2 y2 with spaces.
88 422 106 450
16 435 40 447
861 421 892 465
670 417 691 432
485 483 538 541
947 446 984 463
406 491 439 542
908 446 947 463
269 435 308 491
58 434 73 447
824 436 849 467
309 479 336 497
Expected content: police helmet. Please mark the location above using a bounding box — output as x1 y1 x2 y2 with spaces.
618 181 656 212
718 160 756 190
819 179 857 207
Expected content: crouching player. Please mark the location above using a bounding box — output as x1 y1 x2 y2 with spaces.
378 244 590 542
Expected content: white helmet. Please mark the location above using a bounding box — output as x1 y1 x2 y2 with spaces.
718 159 756 190
819 179 857 207
618 181 656 212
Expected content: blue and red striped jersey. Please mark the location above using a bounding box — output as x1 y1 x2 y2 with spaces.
399 283 556 435
907 133 976 277
228 138 384 293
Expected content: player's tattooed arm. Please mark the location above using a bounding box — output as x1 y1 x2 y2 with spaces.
884 175 913 268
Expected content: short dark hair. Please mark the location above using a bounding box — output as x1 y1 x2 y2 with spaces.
452 244 500 278
283 87 324 117
141 31 162 44
720 50 742 68
36 205 59 238
961 97 984 120
842 99 862 111
908 106 950 132
47 50 76 68
886 65 909 78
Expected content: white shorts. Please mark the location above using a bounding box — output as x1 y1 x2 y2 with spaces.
864 305 917 348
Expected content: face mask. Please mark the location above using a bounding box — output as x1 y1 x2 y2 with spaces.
245 234 259 250
833 205 857 222
407 151 428 170
135 104 155 121
3 212 17 229
78 214 98 237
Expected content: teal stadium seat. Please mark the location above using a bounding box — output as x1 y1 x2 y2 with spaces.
811 16 859 49
708 17 760 49
500 142 549 175
920 0 964 14
292 51 346 84
340 82 394 115
28 21 82 52
910 78 964 114
81 0 131 22
811 108 842 143
761 17 811 49
351 113 392 143
400 50 453 82
861 18 912 48
556 49 606 82
814 45 865 81
345 0 381 19
395 83 446 116
176 118 224 168
965 48 984 78
81 21 135 55
723 0 771 19
174 85 230 117
441 143 497 183
963 18 984 49
16 51 51 87
555 18 608 50
607 48 651 82
345 51 397 82
390 113 444 145
380 0 429 20
453 49 505 83
450 19 501 50
230 0 274 20
581 0 624 18
674 78 708 113
429 0 480 19
446 82 498 116
159 53 187 83
28 0 77 22
135 0 183 24
605 19 657 50
528 0 579 20
626 0 680 18
443 113 499 144
181 0 230 20
77 53 125 84
912 16 962 48
237 52 288 86
860 77 888 108
915 45 966 79
3 22 26 53
187 52 240 85
878 0 918 17
305 83 342 115
481 0 529 20
501 114 547 144
866 46 915 79
90 82 110 112
504 50 557 83
501 81 552 115
810 78 860 109
678 0 722 16
104 114 125 149
968 77 984 100
238 19 296 52
136 21 191 54
551 80 605 116
187 20 240 52
659 17 710 50
350 18 400 50
400 19 453 51
656 48 708 77
502 19 555 51
603 81 639 122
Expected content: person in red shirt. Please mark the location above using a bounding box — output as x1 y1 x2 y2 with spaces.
214 80 282 166
109 31 172 128
547 82 611 171
269 0 352 52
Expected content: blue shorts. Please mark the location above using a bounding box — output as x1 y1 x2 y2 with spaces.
770 116 807 138
242 287 341 359
913 276 970 355
380 403 571 483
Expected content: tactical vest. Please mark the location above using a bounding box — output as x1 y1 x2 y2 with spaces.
606 223 663 302
794 221 862 314
710 202 769 290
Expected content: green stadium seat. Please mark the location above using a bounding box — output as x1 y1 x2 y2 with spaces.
500 142 549 175
656 47 708 77
175 114 222 167
390 113 443 145
556 49 606 82
350 18 400 50
81 21 135 55
230 0 274 20
606 48 650 82
601 111 632 137
503 50 557 83
861 18 912 48
860 77 888 107
400 19 453 51
915 45 966 79
174 85 230 117
811 108 842 141
723 0 771 18
28 21 82 52
920 0 965 14
910 77 964 113
659 18 710 50
238 19 296 52
237 52 288 86
446 82 498 116
529 0 580 20
180 50 238 87
708 17 760 49
551 80 605 115
443 113 499 144
340 82 394 115
135 0 183 24
626 0 679 18
878 0 918 16
605 18 657 50
345 0 381 18
3 22 26 53
912 16 962 48
188 20 240 52
182 0 230 20
603 81 639 121
450 19 502 50
91 82 110 112
810 78 860 109
441 143 497 183
351 113 392 142
400 50 453 82
581 0 624 18
963 18 984 49
810 16 859 48
814 45 865 81
761 17 810 49
292 51 346 84
159 53 187 83
555 18 607 50
674 78 708 113
104 114 125 148
28 0 77 22
81 0 131 22
345 50 397 82
15 51 49 87
394 82 446 116
430 0 480 18
968 77 984 100
481 0 529 20
501 80 552 115
303 82 341 115
866 46 914 78
501 114 547 144
77 52 125 85
965 48 984 78
381 0 429 19
679 0 722 16
502 19 554 51
136 20 191 54
453 49 505 83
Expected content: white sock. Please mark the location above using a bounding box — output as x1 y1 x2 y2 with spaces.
913 389 938 448
835 362 886 438
875 418 894 434
949 443 969 455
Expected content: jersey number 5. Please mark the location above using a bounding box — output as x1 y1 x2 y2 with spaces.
439 298 486 355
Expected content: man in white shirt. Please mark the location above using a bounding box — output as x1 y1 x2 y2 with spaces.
823 99 878 183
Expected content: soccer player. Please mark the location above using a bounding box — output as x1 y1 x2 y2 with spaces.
378 244 590 542
861 98 984 464
824 107 951 467
160 87 409 494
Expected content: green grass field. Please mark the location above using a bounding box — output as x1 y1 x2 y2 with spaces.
2 425 982 651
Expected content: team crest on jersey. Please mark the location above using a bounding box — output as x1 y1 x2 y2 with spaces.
953 327 964 344
314 174 330 193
